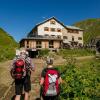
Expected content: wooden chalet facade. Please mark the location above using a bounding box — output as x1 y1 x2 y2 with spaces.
20 17 83 57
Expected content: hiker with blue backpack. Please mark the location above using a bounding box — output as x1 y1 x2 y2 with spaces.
40 58 62 100
10 49 34 100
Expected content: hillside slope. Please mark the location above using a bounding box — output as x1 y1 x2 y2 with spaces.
0 28 18 61
74 18 100 44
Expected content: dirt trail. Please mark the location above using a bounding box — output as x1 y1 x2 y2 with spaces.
0 60 13 99
29 59 45 100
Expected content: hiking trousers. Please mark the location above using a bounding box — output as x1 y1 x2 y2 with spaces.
15 75 31 95
42 95 59 100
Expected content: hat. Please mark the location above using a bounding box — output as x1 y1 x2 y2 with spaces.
46 58 53 65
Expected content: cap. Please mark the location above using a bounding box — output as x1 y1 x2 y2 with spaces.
46 58 53 65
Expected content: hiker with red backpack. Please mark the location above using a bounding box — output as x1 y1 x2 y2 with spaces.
10 49 34 100
40 58 62 100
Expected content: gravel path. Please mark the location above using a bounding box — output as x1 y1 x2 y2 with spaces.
29 59 44 100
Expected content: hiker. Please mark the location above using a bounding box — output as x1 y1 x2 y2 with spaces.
40 58 62 100
10 49 34 100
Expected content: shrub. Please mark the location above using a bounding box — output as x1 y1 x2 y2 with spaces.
38 49 50 57
57 58 100 100
0 46 15 62
58 49 95 58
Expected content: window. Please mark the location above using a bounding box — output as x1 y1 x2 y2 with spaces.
51 28 56 32
45 34 49 36
49 41 54 48
79 43 82 46
68 29 73 33
51 35 55 36
72 36 74 41
68 29 79 34
57 28 61 32
51 35 55 37
57 35 61 39
74 30 78 33
63 36 68 39
36 41 41 48
78 37 82 40
44 27 49 31
50 20 56 24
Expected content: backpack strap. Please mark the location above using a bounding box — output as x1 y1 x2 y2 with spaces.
43 68 51 78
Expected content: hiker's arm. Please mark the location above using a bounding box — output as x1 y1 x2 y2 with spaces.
10 59 16 78
58 77 62 84
10 58 16 70
40 77 44 85
27 57 35 71
40 68 46 85
57 70 62 84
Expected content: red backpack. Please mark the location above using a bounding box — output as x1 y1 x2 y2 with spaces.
43 69 60 96
11 59 26 79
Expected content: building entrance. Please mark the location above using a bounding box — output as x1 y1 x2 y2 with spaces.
28 49 38 58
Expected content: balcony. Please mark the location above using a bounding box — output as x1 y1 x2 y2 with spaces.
27 35 62 40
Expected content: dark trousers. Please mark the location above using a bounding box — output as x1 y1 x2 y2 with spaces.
42 95 59 100
15 75 31 95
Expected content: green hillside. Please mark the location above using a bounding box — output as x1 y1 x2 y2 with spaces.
74 18 100 44
0 28 18 61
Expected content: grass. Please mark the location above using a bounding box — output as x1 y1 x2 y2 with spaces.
0 68 5 76
57 48 96 58
0 47 16 62
0 28 18 62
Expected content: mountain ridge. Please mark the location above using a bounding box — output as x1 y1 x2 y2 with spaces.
0 28 18 61
73 18 100 44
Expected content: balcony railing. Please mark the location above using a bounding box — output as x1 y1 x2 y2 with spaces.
27 35 62 40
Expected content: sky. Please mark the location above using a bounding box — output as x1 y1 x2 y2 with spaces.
0 0 100 42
